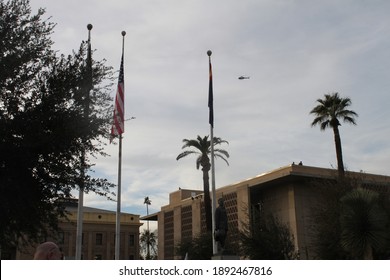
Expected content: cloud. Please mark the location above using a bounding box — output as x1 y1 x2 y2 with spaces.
30 0 390 217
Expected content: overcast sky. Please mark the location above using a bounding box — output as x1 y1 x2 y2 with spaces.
29 0 390 222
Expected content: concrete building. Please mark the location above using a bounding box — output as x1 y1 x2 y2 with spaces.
16 200 142 260
144 164 390 259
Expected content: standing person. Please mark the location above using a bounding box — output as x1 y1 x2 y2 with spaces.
33 242 63 260
215 198 228 251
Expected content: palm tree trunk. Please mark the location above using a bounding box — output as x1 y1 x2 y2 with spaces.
333 126 345 177
202 168 212 232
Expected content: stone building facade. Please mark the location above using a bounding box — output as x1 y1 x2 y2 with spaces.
146 164 390 259
15 200 142 260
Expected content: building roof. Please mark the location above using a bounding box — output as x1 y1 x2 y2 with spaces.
140 213 159 221
59 199 142 225
145 164 390 222
219 164 390 191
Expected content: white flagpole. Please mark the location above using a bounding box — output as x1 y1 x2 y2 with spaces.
210 123 217 255
75 23 93 260
75 187 83 260
115 31 126 260
115 134 122 260
207 50 218 255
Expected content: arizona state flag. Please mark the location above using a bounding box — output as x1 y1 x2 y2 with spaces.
208 55 214 127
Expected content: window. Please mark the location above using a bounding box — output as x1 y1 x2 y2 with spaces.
129 234 135 246
96 233 103 245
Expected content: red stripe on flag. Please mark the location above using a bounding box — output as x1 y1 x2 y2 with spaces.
110 55 125 140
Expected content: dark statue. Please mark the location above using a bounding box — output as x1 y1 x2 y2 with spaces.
214 198 228 251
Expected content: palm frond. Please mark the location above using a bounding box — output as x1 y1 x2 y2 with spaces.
214 149 229 158
213 137 229 145
340 188 389 259
310 92 357 129
181 139 202 150
215 154 230 166
177 135 229 167
176 150 199 160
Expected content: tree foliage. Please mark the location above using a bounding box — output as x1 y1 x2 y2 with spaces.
340 188 389 259
240 208 297 260
175 232 213 260
0 0 115 249
309 177 352 259
310 176 390 259
140 229 158 260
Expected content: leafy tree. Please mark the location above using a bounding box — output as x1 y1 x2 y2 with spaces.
310 92 358 177
240 208 296 260
0 0 114 250
175 232 213 260
140 229 157 260
176 135 229 231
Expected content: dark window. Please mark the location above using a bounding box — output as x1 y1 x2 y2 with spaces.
96 233 103 245
129 234 135 246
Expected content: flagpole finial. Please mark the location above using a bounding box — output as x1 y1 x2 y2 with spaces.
122 31 126 37
87 24 93 30
207 50 212 57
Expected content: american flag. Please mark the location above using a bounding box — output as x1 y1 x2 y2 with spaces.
110 54 125 140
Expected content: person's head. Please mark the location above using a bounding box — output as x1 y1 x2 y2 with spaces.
34 242 63 260
218 198 224 207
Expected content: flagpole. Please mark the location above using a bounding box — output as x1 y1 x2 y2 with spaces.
211 122 217 255
76 180 84 260
75 23 93 260
115 134 122 260
207 50 218 255
115 31 126 260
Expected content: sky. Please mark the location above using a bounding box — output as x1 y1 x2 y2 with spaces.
28 0 390 225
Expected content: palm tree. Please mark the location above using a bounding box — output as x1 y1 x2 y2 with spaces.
310 92 358 177
340 188 389 259
176 135 229 231
140 229 157 259
143 196 151 258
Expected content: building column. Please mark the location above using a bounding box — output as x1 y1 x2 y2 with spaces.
157 211 164 260
192 198 202 237
173 206 182 259
236 184 250 232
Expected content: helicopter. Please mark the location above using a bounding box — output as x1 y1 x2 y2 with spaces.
238 76 250 80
